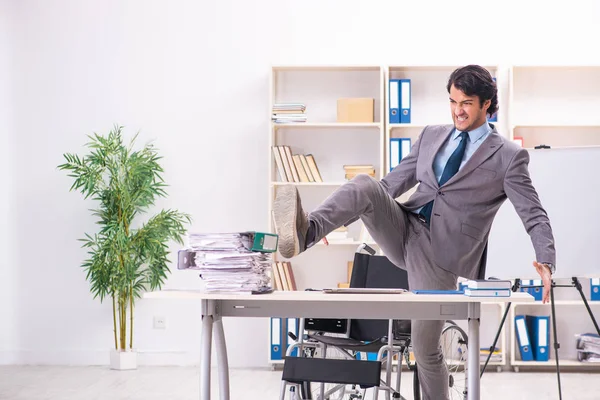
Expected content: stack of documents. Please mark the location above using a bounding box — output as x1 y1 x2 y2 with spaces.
463 280 512 297
178 232 278 294
343 165 376 180
576 333 600 362
480 347 502 362
272 103 307 123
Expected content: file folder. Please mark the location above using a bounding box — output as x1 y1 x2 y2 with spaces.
515 315 534 361
271 317 282 360
286 318 299 357
530 279 543 301
592 278 600 301
526 315 550 361
399 79 411 123
389 138 411 171
521 279 542 301
520 279 531 293
389 79 400 123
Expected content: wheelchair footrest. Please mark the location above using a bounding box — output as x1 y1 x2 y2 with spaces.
282 357 382 388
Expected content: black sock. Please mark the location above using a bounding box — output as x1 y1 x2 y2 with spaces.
305 221 316 249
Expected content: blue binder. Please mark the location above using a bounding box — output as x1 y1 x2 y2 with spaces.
591 278 600 301
399 79 411 123
526 315 550 361
522 279 543 301
389 79 400 123
270 317 282 360
286 318 299 357
389 138 411 171
530 279 543 301
515 315 534 361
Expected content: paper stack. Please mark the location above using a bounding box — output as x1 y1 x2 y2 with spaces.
344 165 376 180
178 232 278 294
576 333 600 362
272 103 307 123
480 347 502 362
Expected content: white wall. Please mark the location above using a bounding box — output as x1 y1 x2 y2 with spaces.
5 0 600 367
0 0 16 364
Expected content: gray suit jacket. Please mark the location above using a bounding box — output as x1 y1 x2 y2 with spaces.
381 124 556 279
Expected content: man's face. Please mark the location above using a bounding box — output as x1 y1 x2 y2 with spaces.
449 84 490 132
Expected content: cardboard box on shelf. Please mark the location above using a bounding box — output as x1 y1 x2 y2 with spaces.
337 98 374 123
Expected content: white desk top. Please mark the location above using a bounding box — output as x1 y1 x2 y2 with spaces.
143 289 534 304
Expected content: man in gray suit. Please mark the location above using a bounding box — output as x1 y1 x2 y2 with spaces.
273 65 556 399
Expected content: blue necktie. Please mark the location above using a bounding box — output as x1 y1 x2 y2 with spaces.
419 131 469 225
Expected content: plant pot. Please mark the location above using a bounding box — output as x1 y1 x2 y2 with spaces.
110 349 137 370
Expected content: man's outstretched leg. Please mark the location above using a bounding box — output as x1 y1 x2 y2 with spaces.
272 175 411 266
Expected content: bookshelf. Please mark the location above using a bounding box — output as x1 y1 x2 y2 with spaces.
509 299 600 371
268 65 386 365
509 65 600 149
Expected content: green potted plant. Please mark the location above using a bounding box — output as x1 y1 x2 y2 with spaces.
58 125 191 370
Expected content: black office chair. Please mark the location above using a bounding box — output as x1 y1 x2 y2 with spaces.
280 251 415 400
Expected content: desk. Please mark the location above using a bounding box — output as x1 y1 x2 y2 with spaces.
143 290 533 400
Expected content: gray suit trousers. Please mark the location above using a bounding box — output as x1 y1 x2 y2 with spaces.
307 174 458 400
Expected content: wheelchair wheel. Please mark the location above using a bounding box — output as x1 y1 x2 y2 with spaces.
440 321 468 400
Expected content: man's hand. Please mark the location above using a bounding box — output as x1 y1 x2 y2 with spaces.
533 261 552 304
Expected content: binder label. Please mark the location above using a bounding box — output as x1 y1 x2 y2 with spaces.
516 318 530 346
401 81 411 109
539 318 548 347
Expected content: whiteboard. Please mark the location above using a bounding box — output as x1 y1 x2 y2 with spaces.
486 147 600 279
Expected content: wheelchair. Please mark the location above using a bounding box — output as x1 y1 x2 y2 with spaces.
280 247 470 400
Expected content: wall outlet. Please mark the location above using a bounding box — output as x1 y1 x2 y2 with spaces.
153 316 167 329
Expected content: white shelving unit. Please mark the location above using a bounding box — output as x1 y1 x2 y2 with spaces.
509 65 600 149
268 65 386 365
509 299 600 371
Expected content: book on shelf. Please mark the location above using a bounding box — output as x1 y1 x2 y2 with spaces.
272 146 323 183
272 261 297 291
344 164 375 180
272 103 306 123
466 279 512 290
336 260 355 290
305 154 323 182
480 347 502 362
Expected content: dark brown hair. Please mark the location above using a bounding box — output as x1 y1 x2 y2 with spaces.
447 65 498 117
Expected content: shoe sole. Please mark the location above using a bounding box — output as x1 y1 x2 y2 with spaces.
273 186 299 258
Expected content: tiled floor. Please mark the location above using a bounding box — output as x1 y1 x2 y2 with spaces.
0 365 597 399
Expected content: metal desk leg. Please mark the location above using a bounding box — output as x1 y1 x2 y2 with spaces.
467 302 481 400
214 317 230 400
201 300 215 400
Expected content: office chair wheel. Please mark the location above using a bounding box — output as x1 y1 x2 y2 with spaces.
440 321 468 400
